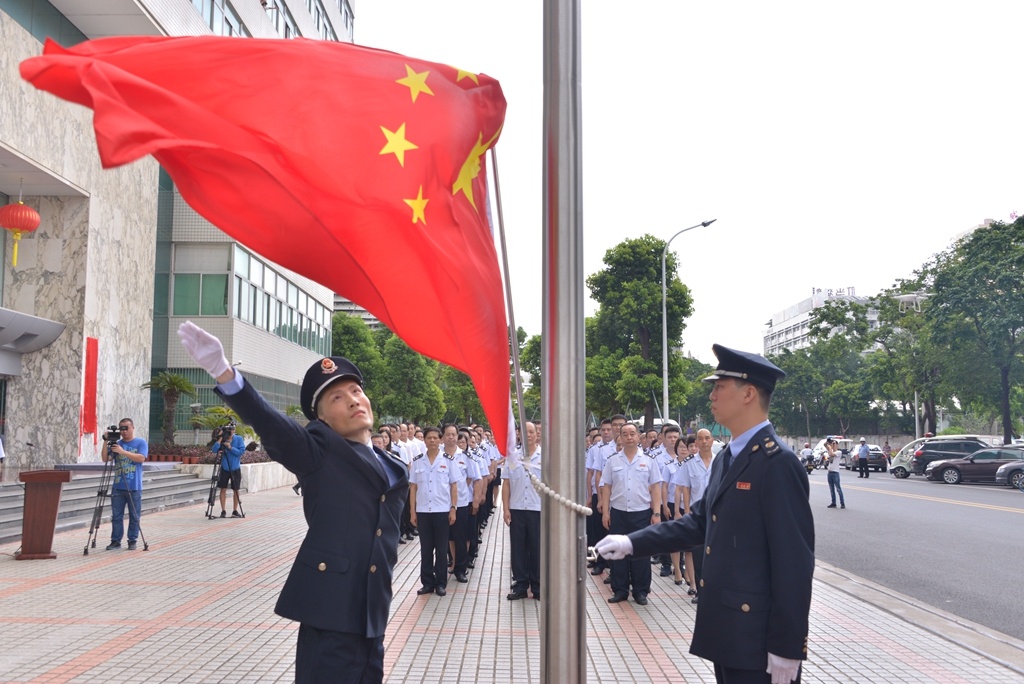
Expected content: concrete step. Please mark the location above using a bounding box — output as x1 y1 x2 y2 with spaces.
0 466 213 545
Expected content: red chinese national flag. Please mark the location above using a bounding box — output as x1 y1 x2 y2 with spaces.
22 36 511 451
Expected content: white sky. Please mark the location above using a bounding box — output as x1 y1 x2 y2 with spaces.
355 1 1024 365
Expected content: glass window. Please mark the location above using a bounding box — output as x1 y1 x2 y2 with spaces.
234 276 242 318
307 296 316 318
153 274 169 316
298 291 307 316
176 244 229 272
173 274 201 315
287 283 298 308
250 259 264 287
268 295 278 333
249 284 258 322
234 245 249 277
201 274 229 315
255 289 266 328
264 268 276 292
973 450 998 460
277 276 287 300
239 278 251 322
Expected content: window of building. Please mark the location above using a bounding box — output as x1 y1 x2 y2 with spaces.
201 274 229 315
154 274 169 316
173 274 201 315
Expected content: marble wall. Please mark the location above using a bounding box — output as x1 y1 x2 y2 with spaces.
1 12 158 469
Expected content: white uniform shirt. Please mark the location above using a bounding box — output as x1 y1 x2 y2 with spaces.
662 457 684 504
502 446 542 511
410 453 460 512
600 450 663 512
674 453 714 508
447 448 480 507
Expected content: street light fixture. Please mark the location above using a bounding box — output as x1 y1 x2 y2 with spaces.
662 219 717 426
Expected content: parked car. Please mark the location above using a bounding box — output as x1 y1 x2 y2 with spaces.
889 434 990 478
909 437 990 476
840 444 888 472
995 459 1024 489
924 446 1024 484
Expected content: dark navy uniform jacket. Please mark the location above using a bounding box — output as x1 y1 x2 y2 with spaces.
216 381 409 638
629 425 814 669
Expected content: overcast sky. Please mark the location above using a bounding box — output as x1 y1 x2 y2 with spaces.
355 1 1023 365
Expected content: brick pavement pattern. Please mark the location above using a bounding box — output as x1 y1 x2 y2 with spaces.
1 486 1022 683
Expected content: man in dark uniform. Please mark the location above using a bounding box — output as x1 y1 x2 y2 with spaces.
597 345 814 684
178 321 408 684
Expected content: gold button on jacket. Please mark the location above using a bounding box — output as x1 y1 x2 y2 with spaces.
317 562 326 571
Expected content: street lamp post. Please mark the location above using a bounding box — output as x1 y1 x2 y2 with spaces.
662 219 716 425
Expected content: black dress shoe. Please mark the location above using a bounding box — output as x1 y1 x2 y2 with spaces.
532 592 540 600
416 586 434 595
659 566 673 577
455 572 469 583
634 594 648 605
398 538 407 544
507 591 528 600
435 587 447 597
590 567 604 576
826 503 837 508
603 577 612 584
608 593 628 603
467 561 475 569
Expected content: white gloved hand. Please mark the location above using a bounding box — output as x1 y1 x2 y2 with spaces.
766 653 801 684
177 321 230 379
594 535 633 561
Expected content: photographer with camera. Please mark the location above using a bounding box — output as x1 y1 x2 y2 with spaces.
101 419 148 550
210 422 245 518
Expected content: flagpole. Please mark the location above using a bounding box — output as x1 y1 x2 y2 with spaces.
542 0 586 681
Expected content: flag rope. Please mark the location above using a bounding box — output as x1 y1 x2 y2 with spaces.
490 148 592 517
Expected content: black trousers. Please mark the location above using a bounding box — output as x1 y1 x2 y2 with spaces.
400 492 414 536
296 624 384 684
858 458 869 477
417 511 450 589
609 508 652 597
452 505 471 573
588 493 608 569
713 661 800 683
509 508 541 594
468 506 480 558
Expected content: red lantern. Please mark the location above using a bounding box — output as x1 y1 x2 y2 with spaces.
0 201 41 267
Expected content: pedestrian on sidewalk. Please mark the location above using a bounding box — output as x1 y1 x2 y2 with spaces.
178 321 409 684
825 438 846 509
596 345 814 684
210 422 245 518
856 437 870 478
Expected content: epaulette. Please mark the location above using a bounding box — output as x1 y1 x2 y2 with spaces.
444 453 455 460
682 454 695 462
412 453 424 461
762 436 782 457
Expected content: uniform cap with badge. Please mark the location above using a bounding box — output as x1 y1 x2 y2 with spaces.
300 356 364 420
702 344 786 393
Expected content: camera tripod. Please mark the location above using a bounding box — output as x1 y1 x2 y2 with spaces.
205 458 246 519
84 444 149 554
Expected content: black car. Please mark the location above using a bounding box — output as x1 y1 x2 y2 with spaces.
909 437 989 476
924 446 1024 484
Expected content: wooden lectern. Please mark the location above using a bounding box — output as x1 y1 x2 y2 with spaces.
16 470 72 560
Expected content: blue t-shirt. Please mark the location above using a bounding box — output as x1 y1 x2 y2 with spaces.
114 437 148 490
212 434 245 471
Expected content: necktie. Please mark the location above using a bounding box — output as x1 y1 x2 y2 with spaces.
356 442 389 485
720 445 733 472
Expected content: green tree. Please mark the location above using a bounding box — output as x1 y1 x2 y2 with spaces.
331 312 385 398
519 334 542 420
141 371 196 444
926 217 1024 443
585 235 693 429
377 336 444 424
193 406 257 442
438 364 484 424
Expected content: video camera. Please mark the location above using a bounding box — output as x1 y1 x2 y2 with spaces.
102 425 121 443
211 420 237 443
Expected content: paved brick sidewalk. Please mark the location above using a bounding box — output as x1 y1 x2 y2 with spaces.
1 485 1022 683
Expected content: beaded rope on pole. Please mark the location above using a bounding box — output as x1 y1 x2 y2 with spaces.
490 148 592 518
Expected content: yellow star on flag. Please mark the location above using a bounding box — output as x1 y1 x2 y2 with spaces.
404 186 429 225
454 67 479 85
379 123 418 167
452 128 501 209
396 65 434 103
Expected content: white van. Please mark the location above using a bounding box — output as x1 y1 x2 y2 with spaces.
811 436 852 463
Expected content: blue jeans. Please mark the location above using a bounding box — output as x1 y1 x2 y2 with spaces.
110 489 142 543
827 471 845 507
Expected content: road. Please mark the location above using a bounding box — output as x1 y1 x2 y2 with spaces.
809 466 1024 641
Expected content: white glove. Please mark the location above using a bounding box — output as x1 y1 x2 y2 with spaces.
594 535 633 560
177 321 230 379
766 653 801 684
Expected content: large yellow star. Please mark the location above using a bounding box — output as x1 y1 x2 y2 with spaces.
396 65 434 103
379 123 418 167
453 67 479 85
403 186 429 225
452 128 501 209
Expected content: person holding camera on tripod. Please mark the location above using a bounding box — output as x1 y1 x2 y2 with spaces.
102 419 148 550
178 321 408 684
211 423 245 518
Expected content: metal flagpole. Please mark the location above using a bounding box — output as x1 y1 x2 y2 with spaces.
542 0 586 681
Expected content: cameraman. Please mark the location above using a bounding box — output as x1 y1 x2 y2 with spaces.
211 423 245 518
102 419 148 550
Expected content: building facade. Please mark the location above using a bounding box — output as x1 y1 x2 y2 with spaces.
0 0 354 466
763 288 878 357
